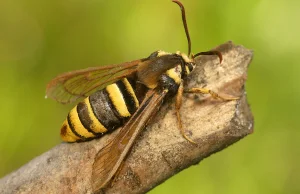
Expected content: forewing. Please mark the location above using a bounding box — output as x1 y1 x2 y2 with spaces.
46 59 142 104
91 89 168 192
137 54 182 88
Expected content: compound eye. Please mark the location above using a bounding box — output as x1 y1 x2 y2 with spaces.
187 62 195 73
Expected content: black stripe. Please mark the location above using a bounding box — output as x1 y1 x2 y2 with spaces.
89 90 123 132
127 77 136 91
188 63 194 72
103 88 124 120
77 101 97 135
116 79 137 115
67 113 84 139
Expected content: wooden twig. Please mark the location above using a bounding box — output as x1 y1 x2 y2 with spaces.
0 41 254 194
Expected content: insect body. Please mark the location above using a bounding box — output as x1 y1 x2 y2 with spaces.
46 0 237 191
60 77 139 142
58 51 194 142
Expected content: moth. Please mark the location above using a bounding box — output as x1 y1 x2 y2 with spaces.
46 0 237 191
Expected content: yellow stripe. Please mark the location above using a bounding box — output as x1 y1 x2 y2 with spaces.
185 66 190 75
60 120 80 142
84 98 107 133
157 50 171 57
122 78 139 108
106 83 131 117
166 67 181 84
69 106 95 138
181 53 192 62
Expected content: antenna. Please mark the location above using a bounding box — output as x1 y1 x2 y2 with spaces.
194 50 223 63
172 0 191 57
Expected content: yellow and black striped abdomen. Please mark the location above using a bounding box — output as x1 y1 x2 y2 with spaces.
60 78 140 142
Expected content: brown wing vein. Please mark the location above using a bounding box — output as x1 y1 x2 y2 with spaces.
78 69 137 95
92 89 168 192
46 59 142 104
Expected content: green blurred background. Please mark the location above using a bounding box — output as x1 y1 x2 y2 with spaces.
0 0 299 193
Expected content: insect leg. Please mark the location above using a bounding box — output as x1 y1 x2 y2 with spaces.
176 82 197 144
184 88 239 101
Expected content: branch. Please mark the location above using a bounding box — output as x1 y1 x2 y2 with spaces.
0 41 254 194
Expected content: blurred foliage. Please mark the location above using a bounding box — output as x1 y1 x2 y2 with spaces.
0 0 299 193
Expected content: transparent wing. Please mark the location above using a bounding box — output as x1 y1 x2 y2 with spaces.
46 59 142 104
92 89 168 192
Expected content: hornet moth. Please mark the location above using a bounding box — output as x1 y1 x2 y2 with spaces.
46 0 238 191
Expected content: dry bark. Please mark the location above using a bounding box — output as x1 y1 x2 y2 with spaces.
0 41 254 194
